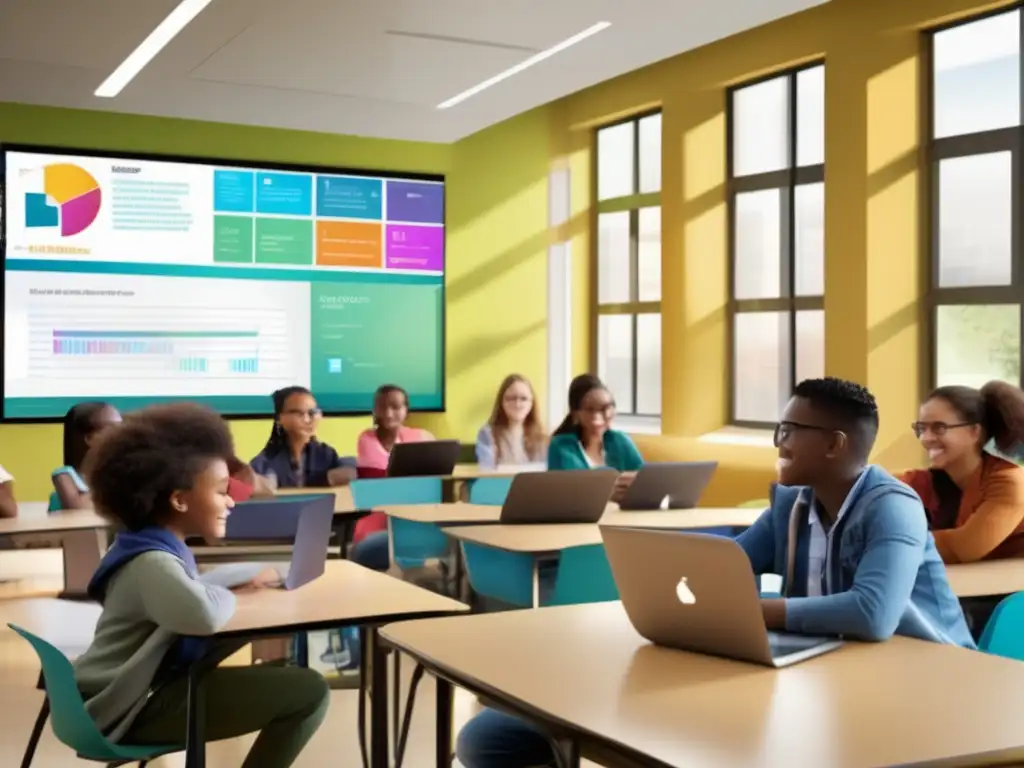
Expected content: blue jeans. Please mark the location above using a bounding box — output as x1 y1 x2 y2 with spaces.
349 530 390 571
456 708 555 768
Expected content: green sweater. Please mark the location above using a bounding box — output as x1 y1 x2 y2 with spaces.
547 429 644 471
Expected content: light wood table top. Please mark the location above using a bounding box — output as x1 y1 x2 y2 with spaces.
276 486 356 514
448 464 543 480
0 509 109 535
381 503 502 525
383 602 1024 768
221 559 468 637
0 598 101 657
946 559 1024 598
600 506 762 529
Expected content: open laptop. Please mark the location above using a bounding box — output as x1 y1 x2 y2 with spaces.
618 461 718 510
226 493 334 590
499 469 618 524
387 440 461 477
601 527 843 667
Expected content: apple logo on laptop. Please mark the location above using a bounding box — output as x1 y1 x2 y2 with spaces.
676 577 697 605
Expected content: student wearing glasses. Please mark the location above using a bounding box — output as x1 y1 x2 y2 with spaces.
475 374 547 468
250 386 357 488
898 381 1024 638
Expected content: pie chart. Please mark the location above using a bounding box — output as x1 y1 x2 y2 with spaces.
25 164 102 237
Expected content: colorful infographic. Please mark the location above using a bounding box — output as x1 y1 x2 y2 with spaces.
2 149 445 419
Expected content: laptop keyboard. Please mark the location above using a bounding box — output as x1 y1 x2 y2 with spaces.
767 632 829 657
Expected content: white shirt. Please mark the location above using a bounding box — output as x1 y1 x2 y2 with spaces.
806 470 869 597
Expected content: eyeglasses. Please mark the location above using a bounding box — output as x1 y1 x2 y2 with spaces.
581 402 615 416
285 408 322 420
773 420 841 448
911 421 974 438
504 394 532 403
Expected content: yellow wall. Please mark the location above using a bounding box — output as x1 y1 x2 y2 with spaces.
0 103 551 499
554 0 1017 473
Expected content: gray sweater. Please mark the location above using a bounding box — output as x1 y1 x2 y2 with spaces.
74 553 267 740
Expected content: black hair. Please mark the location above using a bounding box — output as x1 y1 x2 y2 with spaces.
792 377 879 459
261 386 313 456
62 402 115 470
372 384 409 424
84 402 235 532
552 374 607 437
929 381 1024 455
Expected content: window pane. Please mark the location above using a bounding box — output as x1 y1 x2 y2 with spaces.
732 76 789 176
638 207 661 302
598 315 635 414
936 304 1020 389
734 311 790 423
933 10 1021 139
638 114 662 193
938 152 1012 287
734 189 782 300
796 66 825 167
636 314 662 415
796 310 825 384
597 121 635 200
795 183 824 296
598 212 631 303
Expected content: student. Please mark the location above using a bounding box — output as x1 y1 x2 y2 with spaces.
73 403 330 764
455 378 974 768
51 401 122 511
547 374 643 501
475 374 547 468
898 381 1024 638
250 386 357 488
349 384 434 571
0 465 17 518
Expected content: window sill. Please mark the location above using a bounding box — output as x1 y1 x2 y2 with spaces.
697 426 775 448
618 415 662 435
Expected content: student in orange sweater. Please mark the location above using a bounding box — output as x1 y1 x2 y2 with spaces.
899 381 1024 637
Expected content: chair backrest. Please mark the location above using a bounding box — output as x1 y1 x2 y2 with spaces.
547 545 620 607
48 491 62 513
468 477 514 506
350 477 443 509
8 624 120 759
979 592 1024 660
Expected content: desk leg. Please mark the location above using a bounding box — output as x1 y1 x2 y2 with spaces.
184 665 206 768
58 530 104 600
435 677 452 768
369 627 390 768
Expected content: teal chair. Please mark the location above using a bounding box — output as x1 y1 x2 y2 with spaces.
468 477 514 506
461 543 536 607
979 592 1024 660
547 545 619 606
10 624 177 766
350 477 448 569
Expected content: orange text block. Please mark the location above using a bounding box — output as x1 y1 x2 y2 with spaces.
316 220 382 268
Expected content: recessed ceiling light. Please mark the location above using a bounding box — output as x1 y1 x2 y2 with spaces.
95 0 214 98
437 21 611 110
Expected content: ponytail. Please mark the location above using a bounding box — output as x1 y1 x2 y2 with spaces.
551 413 577 437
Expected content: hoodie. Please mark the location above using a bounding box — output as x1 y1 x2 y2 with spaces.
735 465 975 648
75 527 266 740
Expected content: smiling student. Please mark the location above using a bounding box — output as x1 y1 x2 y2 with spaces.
250 386 357 488
475 374 547 468
73 403 329 764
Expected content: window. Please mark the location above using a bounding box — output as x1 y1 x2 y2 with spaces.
594 112 662 416
929 9 1023 389
728 64 825 425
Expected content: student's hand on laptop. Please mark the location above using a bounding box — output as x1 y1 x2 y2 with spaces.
760 598 787 630
611 472 637 503
235 567 283 592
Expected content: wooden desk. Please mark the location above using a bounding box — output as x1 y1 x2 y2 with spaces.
445 523 602 554
600 506 761 530
276 485 356 514
383 602 1024 768
381 502 502 526
947 560 1024 598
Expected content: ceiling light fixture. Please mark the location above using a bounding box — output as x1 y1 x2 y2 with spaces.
437 21 611 110
95 0 214 98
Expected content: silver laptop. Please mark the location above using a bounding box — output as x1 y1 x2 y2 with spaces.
601 527 843 667
618 461 718 510
499 469 618 524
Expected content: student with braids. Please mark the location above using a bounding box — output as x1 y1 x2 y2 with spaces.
900 381 1024 637
250 386 357 488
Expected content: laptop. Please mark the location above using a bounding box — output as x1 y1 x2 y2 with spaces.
601 527 843 667
387 440 461 477
226 493 334 590
618 461 718 510
499 469 618 524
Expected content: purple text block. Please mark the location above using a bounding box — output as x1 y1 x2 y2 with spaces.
385 225 444 272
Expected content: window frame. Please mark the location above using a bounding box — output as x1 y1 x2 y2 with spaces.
591 109 662 417
726 62 826 428
925 6 1024 393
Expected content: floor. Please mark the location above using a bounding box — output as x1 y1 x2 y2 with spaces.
0 549 599 767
